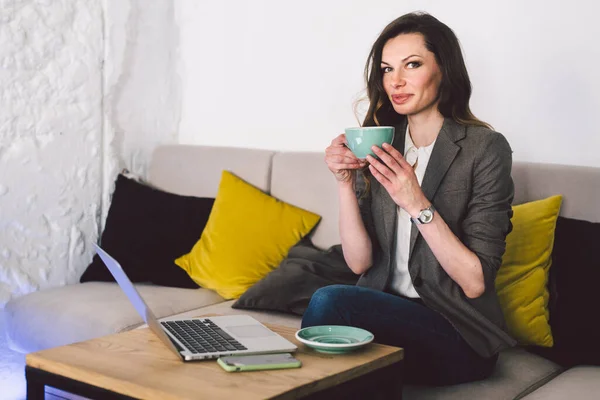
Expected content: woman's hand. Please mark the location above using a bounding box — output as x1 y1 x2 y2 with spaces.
325 134 367 184
366 143 429 216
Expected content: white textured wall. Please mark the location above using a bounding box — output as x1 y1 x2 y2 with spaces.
0 0 104 306
104 0 181 179
177 0 600 168
0 0 181 307
103 0 181 220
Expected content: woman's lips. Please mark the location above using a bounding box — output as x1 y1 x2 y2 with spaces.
392 94 412 105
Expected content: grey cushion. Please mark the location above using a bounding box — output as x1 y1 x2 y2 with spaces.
159 300 303 330
512 161 600 222
5 282 224 353
403 347 563 400
232 241 358 315
149 145 275 197
521 366 600 399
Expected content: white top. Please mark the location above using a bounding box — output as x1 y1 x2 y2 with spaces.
388 126 436 298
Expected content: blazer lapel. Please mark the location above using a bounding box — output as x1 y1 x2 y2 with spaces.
381 119 407 248
409 118 465 257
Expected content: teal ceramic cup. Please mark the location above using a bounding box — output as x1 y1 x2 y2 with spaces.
344 126 395 159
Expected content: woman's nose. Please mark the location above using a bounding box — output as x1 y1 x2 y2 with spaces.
390 72 405 88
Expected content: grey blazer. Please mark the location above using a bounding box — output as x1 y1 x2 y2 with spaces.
355 117 517 357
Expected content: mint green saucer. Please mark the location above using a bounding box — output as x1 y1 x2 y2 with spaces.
295 326 374 354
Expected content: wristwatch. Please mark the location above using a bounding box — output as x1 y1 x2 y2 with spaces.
411 204 436 225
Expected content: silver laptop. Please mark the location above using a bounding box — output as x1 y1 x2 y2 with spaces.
94 244 297 361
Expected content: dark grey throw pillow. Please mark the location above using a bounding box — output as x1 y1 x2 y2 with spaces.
232 239 359 315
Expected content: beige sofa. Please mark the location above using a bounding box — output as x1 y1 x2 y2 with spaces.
6 144 600 399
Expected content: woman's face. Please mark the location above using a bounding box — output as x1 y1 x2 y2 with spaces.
381 33 442 117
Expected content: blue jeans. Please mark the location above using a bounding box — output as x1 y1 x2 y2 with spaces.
302 285 498 386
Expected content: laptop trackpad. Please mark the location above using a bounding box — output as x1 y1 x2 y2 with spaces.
227 325 275 338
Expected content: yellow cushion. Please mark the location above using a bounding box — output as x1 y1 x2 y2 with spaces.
175 170 321 299
496 195 562 347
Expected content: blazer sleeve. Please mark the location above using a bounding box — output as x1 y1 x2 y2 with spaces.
353 170 381 262
461 132 514 289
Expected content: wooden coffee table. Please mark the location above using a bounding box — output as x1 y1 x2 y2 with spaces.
25 319 404 399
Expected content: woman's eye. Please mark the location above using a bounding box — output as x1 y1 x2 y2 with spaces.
381 66 393 73
407 61 421 69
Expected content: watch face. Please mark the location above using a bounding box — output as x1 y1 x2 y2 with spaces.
420 209 434 223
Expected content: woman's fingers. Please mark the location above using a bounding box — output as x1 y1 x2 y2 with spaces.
365 154 393 183
327 154 366 167
329 162 364 172
325 134 367 182
331 133 348 146
381 143 411 169
327 143 364 164
328 158 363 168
326 149 365 169
368 163 391 188
370 145 403 174
326 145 354 157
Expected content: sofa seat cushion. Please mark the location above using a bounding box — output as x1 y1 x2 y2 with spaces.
521 366 600 399
156 300 302 330
5 282 224 353
403 348 563 400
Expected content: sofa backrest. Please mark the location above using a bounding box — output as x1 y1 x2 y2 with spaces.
274 156 600 248
148 145 600 251
512 161 600 223
149 145 275 197
270 152 341 250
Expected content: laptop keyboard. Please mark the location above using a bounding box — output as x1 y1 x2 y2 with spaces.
161 319 247 354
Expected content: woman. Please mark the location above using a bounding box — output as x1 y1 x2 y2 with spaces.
302 12 516 386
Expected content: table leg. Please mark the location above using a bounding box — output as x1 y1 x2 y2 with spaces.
304 360 404 400
25 367 45 400
25 366 137 400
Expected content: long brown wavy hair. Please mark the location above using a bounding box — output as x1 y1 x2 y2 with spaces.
359 12 491 129
354 12 490 195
